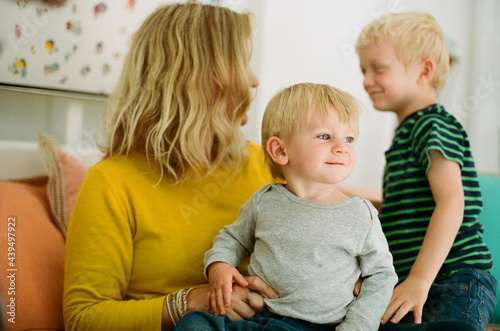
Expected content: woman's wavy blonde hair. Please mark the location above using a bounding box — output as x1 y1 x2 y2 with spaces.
100 2 253 183
355 12 450 91
261 83 361 180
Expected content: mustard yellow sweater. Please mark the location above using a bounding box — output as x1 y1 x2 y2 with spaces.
63 142 274 330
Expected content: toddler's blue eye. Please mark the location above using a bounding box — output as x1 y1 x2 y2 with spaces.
318 134 330 140
344 137 354 143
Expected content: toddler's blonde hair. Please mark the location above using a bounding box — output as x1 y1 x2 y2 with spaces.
261 83 360 180
356 12 450 91
101 2 253 183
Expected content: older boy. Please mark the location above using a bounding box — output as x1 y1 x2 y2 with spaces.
356 12 497 330
175 83 398 330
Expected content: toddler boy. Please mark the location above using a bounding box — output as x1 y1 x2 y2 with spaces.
175 83 398 331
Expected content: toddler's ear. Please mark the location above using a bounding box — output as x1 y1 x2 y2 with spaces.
418 58 436 84
266 136 288 165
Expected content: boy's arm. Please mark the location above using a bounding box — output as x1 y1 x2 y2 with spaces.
339 185 383 211
338 207 398 331
381 149 464 324
203 197 258 315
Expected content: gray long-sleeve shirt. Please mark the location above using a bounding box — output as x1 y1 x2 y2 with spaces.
204 183 398 330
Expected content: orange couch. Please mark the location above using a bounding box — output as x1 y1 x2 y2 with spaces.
0 178 65 330
0 136 98 330
1 138 498 330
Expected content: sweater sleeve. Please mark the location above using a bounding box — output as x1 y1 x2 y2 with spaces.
203 195 257 277
337 201 398 331
63 167 164 331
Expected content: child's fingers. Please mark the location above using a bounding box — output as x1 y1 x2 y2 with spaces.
233 271 249 288
413 309 423 324
223 281 233 308
215 287 226 315
222 270 245 308
210 290 219 315
390 303 412 324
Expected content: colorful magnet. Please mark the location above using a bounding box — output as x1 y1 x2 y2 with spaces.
8 58 27 77
81 65 91 77
44 63 60 75
36 8 49 16
16 1 28 8
66 21 82 35
64 45 78 61
96 42 104 54
102 63 110 75
14 25 21 39
45 39 57 53
94 3 107 16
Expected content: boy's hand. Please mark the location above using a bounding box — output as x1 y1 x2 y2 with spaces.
206 262 249 316
380 276 430 325
354 277 362 296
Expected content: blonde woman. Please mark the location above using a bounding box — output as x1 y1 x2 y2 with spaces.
63 3 278 330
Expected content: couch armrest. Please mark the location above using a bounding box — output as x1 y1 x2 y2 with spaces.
0 181 65 330
0 141 47 180
478 174 500 325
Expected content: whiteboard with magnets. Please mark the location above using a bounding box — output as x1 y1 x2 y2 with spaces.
0 0 248 96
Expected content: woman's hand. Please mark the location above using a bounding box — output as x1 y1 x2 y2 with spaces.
223 275 280 321
187 276 278 321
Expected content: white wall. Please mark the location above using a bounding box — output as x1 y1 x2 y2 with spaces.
466 1 500 174
1 0 499 186
0 88 104 152
245 0 401 188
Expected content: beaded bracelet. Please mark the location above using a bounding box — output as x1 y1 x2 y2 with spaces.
165 293 179 326
175 289 184 319
183 287 194 315
168 287 195 325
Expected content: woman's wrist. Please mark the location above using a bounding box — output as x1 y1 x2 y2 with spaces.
187 286 210 313
162 296 176 330
162 287 200 329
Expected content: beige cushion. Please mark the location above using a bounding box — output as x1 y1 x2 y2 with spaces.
38 133 89 238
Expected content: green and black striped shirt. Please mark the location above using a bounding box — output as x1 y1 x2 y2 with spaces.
380 104 492 282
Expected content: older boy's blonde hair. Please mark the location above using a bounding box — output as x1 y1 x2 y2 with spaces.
261 83 361 180
356 12 450 91
100 2 253 183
